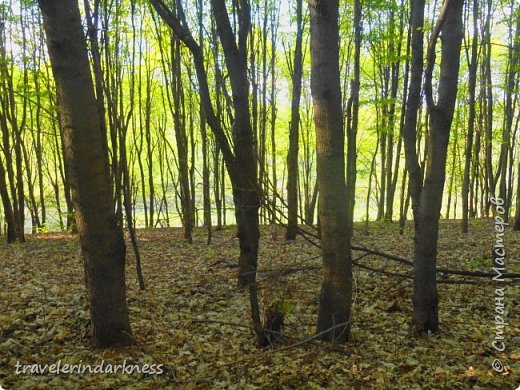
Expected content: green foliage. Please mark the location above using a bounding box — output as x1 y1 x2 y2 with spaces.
0 0 518 232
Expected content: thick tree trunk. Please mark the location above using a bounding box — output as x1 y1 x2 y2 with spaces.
413 0 463 332
39 0 134 348
309 0 352 343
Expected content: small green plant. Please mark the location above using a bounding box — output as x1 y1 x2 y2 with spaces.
37 226 49 234
468 255 487 270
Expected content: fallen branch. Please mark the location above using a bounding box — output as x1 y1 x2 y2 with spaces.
354 259 479 284
352 244 520 279
192 319 251 329
352 244 413 266
264 329 351 356
352 259 411 279
271 321 352 355
210 258 238 268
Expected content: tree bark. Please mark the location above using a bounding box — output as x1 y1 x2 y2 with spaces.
402 0 425 225
515 161 520 230
413 0 464 332
39 0 134 347
0 159 15 242
309 0 352 343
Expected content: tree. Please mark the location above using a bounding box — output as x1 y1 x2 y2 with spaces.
171 32 195 242
309 0 352 343
346 0 361 237
461 0 479 233
38 0 134 347
197 0 212 244
497 6 520 221
0 159 15 242
515 162 520 230
285 0 303 240
150 0 267 346
499 6 520 220
403 0 464 332
0 4 26 242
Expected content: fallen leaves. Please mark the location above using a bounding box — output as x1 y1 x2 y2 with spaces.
0 220 518 388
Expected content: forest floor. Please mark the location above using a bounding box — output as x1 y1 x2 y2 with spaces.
0 220 519 389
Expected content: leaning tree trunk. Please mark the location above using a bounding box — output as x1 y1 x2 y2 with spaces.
39 0 134 348
413 0 463 332
150 0 267 347
309 0 352 343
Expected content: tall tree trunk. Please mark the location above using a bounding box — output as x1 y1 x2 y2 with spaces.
269 9 279 225
286 0 303 240
197 0 212 245
413 0 463 332
0 10 25 242
499 9 520 219
346 0 361 237
402 0 425 225
39 0 134 347
151 0 267 347
172 34 193 242
482 1 495 212
383 5 405 222
461 0 479 233
259 3 270 225
309 0 352 343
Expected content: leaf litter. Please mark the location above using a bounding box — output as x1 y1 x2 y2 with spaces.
0 220 518 389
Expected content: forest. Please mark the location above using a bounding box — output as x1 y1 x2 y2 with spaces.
0 0 519 388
